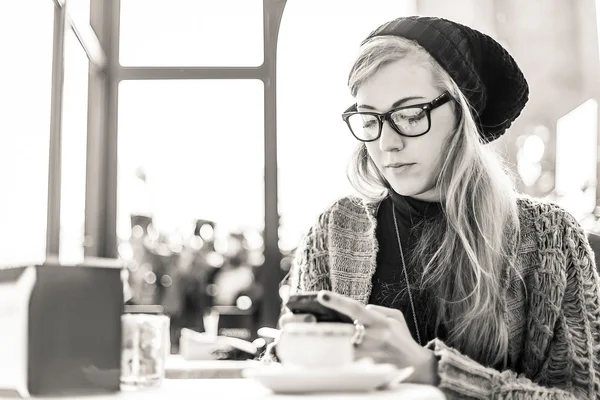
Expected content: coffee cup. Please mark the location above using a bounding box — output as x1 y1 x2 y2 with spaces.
275 322 355 368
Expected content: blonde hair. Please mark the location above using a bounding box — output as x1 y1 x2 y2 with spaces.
346 36 520 368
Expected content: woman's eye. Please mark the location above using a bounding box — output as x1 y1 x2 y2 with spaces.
363 120 376 128
360 116 378 129
394 109 425 124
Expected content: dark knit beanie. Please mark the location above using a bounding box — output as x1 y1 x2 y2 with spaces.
362 16 529 143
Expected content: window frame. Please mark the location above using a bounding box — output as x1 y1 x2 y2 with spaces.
47 0 107 256
48 0 287 327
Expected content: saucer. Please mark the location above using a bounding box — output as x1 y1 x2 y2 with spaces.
242 361 413 394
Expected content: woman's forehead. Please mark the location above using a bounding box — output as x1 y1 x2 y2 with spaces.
355 59 437 110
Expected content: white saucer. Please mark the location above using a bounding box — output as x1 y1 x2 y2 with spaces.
242 361 413 394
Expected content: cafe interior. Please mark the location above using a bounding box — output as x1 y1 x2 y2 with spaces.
2 0 600 398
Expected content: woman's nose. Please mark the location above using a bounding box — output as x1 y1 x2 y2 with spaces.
379 121 405 152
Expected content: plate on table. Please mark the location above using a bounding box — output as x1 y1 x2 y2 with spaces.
242 360 413 394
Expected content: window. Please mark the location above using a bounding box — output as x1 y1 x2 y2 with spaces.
116 80 265 241
276 0 417 250
554 99 599 220
0 1 54 265
59 30 90 264
119 0 264 66
66 0 90 26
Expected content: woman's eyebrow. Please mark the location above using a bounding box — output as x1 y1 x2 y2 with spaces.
357 96 426 111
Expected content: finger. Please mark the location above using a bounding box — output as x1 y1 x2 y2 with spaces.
353 326 392 352
354 348 407 369
354 329 406 366
353 331 396 360
278 312 316 327
316 290 387 326
354 347 393 364
365 304 406 322
257 327 281 340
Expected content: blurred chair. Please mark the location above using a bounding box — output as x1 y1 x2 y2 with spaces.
586 231 600 273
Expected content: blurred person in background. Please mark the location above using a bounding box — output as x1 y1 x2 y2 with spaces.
269 16 600 399
212 232 257 307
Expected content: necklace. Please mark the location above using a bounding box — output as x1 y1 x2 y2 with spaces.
391 205 422 346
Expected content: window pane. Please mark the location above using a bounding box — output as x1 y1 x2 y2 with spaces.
554 99 598 220
117 80 264 240
59 30 90 264
0 1 54 265
117 80 264 318
119 0 264 66
277 0 417 251
67 0 90 25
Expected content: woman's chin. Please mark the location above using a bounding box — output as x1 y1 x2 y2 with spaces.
388 184 438 201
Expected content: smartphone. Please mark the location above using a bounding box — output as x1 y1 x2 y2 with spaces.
285 292 353 323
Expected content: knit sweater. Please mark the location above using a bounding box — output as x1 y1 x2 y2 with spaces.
284 195 600 399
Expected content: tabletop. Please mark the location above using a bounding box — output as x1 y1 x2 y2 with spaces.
165 355 261 379
39 379 446 400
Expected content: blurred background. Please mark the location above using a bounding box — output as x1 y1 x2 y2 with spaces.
1 0 600 352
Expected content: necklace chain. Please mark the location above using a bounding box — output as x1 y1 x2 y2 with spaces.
392 205 422 346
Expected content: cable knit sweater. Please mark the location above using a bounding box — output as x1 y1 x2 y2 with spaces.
282 195 600 399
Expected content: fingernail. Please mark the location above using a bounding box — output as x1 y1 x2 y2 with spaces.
321 293 330 302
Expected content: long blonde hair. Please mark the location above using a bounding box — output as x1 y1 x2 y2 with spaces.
347 36 520 368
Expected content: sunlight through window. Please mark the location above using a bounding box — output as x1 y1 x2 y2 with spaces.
117 80 265 241
119 0 263 66
277 0 417 250
0 2 54 265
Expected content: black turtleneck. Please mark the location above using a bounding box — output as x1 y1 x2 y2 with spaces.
369 190 447 344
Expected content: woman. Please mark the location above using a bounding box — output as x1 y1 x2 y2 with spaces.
270 16 600 399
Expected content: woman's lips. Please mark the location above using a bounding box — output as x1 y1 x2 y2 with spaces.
385 163 415 174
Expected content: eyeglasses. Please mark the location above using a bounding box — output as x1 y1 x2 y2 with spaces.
341 92 452 142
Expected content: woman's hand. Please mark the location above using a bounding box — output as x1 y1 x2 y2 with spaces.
316 290 440 386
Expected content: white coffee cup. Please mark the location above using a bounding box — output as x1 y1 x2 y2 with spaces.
276 322 355 368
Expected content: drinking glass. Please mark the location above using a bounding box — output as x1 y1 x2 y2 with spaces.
120 313 170 389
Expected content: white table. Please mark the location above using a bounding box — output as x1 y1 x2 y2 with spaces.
165 355 260 379
39 379 446 399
